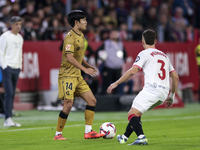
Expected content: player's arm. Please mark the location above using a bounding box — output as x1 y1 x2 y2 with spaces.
165 71 179 108
66 53 97 77
107 65 139 93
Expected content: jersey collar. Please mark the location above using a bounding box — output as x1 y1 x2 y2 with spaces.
72 29 81 36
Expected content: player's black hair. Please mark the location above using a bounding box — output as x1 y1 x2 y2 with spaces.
67 10 87 27
142 29 156 45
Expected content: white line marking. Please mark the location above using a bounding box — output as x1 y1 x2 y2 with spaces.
0 115 199 133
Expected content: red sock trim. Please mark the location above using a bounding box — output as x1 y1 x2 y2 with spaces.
128 114 137 122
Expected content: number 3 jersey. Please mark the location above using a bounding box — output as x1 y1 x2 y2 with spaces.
133 48 175 95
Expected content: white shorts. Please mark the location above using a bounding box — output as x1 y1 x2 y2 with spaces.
131 87 168 113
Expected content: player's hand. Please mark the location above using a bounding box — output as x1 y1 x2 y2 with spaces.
107 82 118 93
84 68 97 77
164 97 174 108
90 67 97 73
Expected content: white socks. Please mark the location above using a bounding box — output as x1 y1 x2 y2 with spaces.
85 125 92 133
55 131 62 136
56 125 92 135
138 134 145 139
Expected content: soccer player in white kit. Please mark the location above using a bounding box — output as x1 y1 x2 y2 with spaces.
107 29 179 145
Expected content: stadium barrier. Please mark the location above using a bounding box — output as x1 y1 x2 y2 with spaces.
14 41 199 110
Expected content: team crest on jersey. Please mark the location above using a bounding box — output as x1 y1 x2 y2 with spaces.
135 56 140 62
66 45 71 50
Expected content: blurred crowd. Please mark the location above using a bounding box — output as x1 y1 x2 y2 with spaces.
0 0 200 42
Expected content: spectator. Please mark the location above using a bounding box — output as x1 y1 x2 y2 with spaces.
0 19 8 34
0 0 6 8
0 0 196 43
23 18 37 41
96 30 127 94
129 0 141 11
157 14 174 42
119 23 128 41
159 2 170 16
171 19 186 42
116 0 129 26
43 4 53 16
103 9 118 28
92 16 102 29
172 0 194 24
44 18 62 40
10 2 20 17
95 8 104 23
127 10 136 31
172 7 189 27
37 9 45 21
19 1 35 19
100 21 114 41
144 7 158 31
135 5 146 27
0 5 10 22
192 0 200 28
129 23 143 41
104 0 116 15
52 0 65 14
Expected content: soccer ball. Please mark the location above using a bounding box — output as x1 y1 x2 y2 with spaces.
99 122 116 139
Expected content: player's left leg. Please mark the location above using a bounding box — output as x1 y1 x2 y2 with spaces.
80 90 105 139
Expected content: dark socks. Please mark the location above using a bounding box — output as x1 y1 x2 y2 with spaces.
129 115 144 136
124 122 134 138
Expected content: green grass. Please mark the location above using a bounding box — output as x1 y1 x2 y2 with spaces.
0 103 200 150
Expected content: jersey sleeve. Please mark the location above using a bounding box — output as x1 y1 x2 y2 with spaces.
168 58 175 74
63 35 75 54
133 51 146 70
166 56 175 74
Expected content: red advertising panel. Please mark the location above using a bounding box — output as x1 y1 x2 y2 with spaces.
17 41 199 93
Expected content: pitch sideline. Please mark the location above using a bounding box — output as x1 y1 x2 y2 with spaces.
0 115 199 132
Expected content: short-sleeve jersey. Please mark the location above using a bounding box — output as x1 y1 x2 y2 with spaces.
133 48 175 93
59 29 85 78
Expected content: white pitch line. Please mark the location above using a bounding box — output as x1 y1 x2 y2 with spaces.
0 115 199 133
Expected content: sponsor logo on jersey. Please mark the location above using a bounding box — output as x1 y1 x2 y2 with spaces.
153 83 157 88
135 56 140 62
66 45 71 50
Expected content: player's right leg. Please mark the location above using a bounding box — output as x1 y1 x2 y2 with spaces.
54 99 73 140
54 77 76 140
117 122 133 144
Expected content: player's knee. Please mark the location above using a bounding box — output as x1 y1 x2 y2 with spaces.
88 98 97 106
63 100 73 113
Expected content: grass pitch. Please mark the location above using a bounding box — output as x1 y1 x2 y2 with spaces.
0 103 200 150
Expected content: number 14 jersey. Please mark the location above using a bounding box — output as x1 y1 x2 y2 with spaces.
133 48 175 94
